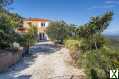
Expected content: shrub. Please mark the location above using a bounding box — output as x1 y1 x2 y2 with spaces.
0 9 22 49
79 38 89 51
79 35 107 52
65 39 80 59
76 47 119 79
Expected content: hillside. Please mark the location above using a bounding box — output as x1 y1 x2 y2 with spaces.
105 35 119 49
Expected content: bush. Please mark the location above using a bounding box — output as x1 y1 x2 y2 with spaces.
64 12 114 79
0 9 22 49
79 35 107 52
76 47 119 79
65 39 80 59
79 38 89 51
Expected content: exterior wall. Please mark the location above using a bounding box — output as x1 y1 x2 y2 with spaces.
23 21 30 29
22 18 49 41
23 21 48 28
0 49 23 72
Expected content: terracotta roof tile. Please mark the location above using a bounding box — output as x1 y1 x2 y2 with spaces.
24 18 48 22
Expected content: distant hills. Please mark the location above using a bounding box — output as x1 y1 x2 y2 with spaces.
104 34 119 48
104 34 119 41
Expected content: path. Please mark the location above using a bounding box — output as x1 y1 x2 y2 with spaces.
0 42 85 79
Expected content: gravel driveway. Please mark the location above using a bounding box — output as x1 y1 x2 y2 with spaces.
0 41 85 79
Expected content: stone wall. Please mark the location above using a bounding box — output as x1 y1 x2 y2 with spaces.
0 49 23 72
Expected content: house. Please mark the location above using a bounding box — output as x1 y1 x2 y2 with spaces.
17 18 49 41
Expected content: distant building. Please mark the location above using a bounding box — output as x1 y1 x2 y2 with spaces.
17 18 49 41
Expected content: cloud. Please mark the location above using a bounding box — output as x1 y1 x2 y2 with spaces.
88 5 115 10
88 0 118 10
105 29 119 32
105 0 119 4
103 29 119 35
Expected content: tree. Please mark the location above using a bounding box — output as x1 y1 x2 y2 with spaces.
74 12 115 79
17 25 38 55
46 21 70 44
67 24 77 38
89 11 113 33
76 11 113 50
0 0 14 8
0 9 23 49
0 0 23 49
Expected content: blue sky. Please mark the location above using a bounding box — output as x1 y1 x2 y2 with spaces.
10 0 119 35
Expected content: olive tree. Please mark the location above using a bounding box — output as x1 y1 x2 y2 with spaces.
17 25 38 55
47 21 70 44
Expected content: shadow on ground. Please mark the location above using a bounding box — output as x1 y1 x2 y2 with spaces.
30 43 61 55
16 75 31 79
0 56 34 79
0 42 61 79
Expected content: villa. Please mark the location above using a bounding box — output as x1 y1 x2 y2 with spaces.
17 18 49 41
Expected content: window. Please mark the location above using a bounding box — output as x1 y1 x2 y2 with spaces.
41 22 45 27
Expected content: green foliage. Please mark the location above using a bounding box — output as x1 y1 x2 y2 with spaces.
75 12 115 79
76 47 119 79
65 39 80 59
0 9 23 49
77 11 113 38
66 24 77 38
17 25 38 47
64 12 116 79
79 35 107 51
65 40 80 52
0 0 14 8
89 11 113 33
76 11 113 38
0 0 36 55
75 11 113 50
46 21 76 44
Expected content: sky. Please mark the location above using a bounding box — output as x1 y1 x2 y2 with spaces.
9 0 119 35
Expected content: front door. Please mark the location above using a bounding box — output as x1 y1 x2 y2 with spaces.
39 33 45 40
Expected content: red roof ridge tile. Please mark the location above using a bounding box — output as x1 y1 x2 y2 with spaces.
24 18 48 21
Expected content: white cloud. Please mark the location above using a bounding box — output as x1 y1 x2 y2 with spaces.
88 5 115 10
88 0 118 10
104 29 119 34
105 0 119 4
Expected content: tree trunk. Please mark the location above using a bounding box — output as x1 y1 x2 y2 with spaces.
95 41 98 50
22 41 30 56
26 45 30 55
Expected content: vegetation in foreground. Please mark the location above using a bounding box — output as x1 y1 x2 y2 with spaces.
0 0 119 78
0 0 37 55
65 12 119 79
47 11 119 79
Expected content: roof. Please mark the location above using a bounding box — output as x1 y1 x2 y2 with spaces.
24 18 48 22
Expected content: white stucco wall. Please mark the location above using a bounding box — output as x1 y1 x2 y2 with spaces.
38 22 49 27
45 22 49 27
23 21 49 28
